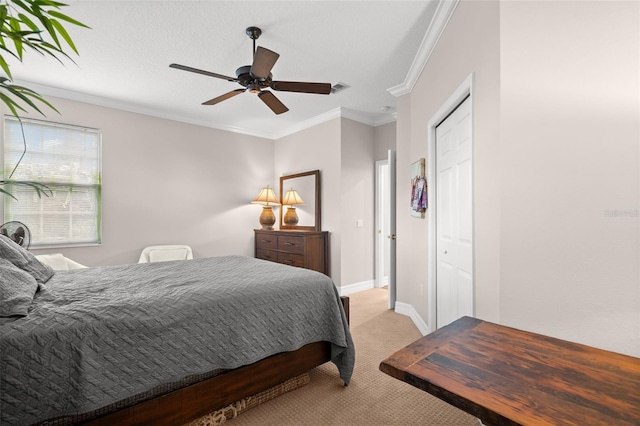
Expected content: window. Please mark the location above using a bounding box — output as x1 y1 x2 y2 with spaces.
3 116 101 247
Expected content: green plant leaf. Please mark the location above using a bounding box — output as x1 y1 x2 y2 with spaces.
0 185 19 200
0 0 88 117
49 17 76 54
1 180 53 198
17 13 39 32
9 0 34 15
12 180 53 197
39 16 60 48
0 6 8 27
0 92 27 116
0 54 12 78
8 17 24 58
48 10 89 29
0 80 59 116
5 84 45 111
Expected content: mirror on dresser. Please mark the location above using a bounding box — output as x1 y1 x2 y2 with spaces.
279 170 320 231
255 170 328 276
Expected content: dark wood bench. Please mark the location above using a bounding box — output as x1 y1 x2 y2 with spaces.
380 316 640 426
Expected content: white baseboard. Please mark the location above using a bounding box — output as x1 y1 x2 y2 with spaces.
338 280 375 296
336 283 433 337
394 301 432 336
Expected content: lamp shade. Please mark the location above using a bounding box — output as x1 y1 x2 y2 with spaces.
282 188 305 206
251 185 280 206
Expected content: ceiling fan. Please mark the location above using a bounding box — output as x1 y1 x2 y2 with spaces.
170 27 332 115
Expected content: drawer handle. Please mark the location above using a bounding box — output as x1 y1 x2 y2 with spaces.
284 242 296 246
261 239 272 243
284 260 293 264
263 255 272 259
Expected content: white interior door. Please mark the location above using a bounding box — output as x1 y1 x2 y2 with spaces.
375 160 390 288
436 97 473 328
388 150 397 309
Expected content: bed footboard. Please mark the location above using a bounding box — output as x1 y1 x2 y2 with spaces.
83 341 332 426
81 296 352 425
340 295 350 324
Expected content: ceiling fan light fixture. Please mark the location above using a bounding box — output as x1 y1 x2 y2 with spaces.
248 83 261 94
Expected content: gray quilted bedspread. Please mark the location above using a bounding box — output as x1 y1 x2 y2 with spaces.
0 255 354 425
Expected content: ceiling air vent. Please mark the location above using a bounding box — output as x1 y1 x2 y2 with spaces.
331 82 350 94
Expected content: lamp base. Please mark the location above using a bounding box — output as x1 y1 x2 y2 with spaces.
259 206 276 230
283 207 299 225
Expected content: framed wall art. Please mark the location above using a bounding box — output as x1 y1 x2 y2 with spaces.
410 158 427 218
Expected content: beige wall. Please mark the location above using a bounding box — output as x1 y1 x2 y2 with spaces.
396 0 501 323
274 117 378 288
499 0 639 356
373 121 396 161
340 118 375 286
274 118 343 282
2 96 381 288
396 0 639 356
3 96 274 267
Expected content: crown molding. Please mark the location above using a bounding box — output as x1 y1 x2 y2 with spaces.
13 80 275 140
372 112 397 127
271 107 342 139
387 0 460 97
341 108 378 126
15 80 396 140
339 108 396 128
272 107 397 139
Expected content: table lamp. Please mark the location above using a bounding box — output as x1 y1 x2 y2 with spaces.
251 185 280 230
282 188 305 225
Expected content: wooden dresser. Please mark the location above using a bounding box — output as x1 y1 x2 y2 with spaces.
254 229 329 276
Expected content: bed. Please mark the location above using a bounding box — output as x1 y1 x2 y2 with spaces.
0 239 354 426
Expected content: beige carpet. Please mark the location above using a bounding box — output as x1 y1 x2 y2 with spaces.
227 288 478 426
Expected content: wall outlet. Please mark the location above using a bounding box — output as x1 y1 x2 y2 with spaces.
356 219 363 228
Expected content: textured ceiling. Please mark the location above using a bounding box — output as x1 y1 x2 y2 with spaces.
7 1 438 139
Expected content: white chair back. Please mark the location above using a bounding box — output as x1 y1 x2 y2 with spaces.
138 245 193 263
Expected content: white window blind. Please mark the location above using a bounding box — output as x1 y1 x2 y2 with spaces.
3 116 102 247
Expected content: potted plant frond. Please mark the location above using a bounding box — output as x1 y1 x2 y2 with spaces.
0 0 89 198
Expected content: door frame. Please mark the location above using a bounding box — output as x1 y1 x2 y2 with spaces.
375 150 397 309
427 73 475 332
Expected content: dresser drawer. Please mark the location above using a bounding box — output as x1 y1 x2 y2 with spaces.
254 229 329 276
256 249 278 262
277 235 305 255
277 252 305 268
255 235 278 250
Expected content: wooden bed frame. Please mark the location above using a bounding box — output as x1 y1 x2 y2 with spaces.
81 296 350 426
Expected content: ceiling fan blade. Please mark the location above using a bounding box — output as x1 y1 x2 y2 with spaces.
250 46 280 79
170 63 238 82
202 89 246 106
271 81 332 95
258 91 289 115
